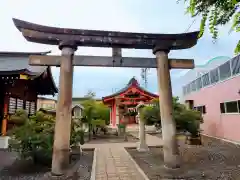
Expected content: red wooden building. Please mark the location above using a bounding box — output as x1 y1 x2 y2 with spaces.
0 51 58 136
102 77 158 127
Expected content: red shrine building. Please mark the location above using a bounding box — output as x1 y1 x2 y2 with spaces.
102 77 158 127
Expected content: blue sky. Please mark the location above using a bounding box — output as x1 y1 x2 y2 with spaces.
1 0 239 98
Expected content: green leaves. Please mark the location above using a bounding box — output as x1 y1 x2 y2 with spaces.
141 96 203 134
231 11 240 32
189 0 196 16
81 99 110 125
183 0 240 54
8 112 55 161
9 109 28 125
235 40 240 54
209 8 218 40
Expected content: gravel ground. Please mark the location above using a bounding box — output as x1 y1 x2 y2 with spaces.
0 150 94 180
74 150 94 180
126 136 240 180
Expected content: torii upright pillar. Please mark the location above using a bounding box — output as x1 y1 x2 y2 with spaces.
51 41 77 175
153 47 180 169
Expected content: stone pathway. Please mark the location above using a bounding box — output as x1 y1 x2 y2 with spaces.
82 132 162 180
95 147 146 180
129 132 162 146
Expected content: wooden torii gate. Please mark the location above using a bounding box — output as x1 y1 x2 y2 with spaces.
12 18 200 176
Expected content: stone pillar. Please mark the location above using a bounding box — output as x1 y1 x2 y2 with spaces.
137 117 149 152
136 104 149 152
154 48 180 169
51 41 77 176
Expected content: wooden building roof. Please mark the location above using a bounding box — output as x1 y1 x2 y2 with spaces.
0 51 58 95
102 77 158 103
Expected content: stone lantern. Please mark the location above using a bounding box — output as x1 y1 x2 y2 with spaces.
136 101 149 152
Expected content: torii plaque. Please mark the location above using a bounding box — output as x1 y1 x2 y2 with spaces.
12 18 200 176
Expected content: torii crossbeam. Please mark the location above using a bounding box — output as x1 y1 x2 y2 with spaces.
29 54 194 69
12 18 200 177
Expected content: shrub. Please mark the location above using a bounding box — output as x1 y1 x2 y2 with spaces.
141 97 203 135
8 111 85 166
8 109 28 125
8 112 54 165
141 105 161 126
91 119 106 127
174 109 203 135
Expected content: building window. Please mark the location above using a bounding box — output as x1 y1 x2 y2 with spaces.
225 101 238 113
190 80 197 91
202 73 210 87
219 61 231 80
186 100 194 109
183 86 187 95
196 77 202 90
42 104 48 109
220 100 240 114
187 84 191 94
9 97 17 114
210 68 219 84
30 102 36 115
231 55 240 75
194 105 206 114
17 99 24 110
25 101 30 114
220 103 225 113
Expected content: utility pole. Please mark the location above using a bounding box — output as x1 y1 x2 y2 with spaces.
141 68 149 89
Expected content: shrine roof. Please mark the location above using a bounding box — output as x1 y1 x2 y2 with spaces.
0 51 50 76
13 18 200 50
0 51 58 95
72 104 84 110
0 51 50 57
102 77 158 101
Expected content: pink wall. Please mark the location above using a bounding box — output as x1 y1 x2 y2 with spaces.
184 75 240 143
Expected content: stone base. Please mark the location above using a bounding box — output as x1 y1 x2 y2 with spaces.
0 136 10 149
185 137 202 145
40 156 81 180
41 172 70 180
137 142 149 152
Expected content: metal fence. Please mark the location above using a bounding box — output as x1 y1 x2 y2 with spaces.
183 55 240 96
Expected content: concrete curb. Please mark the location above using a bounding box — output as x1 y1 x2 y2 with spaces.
201 133 240 146
90 148 97 180
123 147 150 180
126 145 162 149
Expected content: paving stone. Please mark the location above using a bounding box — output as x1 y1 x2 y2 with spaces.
94 146 147 180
